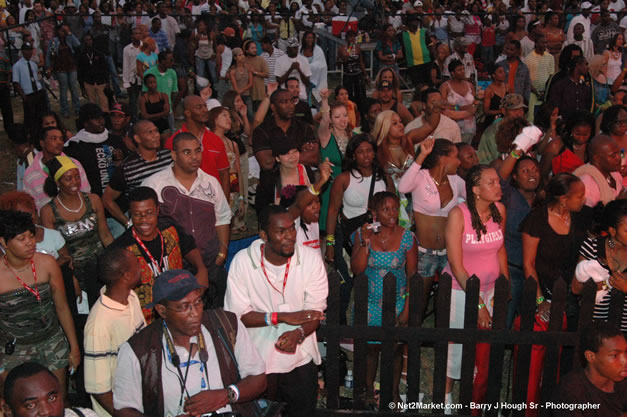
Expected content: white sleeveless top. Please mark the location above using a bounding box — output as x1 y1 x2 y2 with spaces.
607 51 623 85
342 171 387 219
220 46 232 78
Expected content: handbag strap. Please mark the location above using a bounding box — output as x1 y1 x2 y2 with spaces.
366 171 377 210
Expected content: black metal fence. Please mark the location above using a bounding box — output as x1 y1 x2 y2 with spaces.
316 270 615 416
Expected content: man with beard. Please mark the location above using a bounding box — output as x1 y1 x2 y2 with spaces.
142 133 230 307
550 321 627 416
405 88 462 145
83 247 146 417
103 120 172 233
111 186 208 322
225 205 328 417
3 363 99 417
574 135 624 207
65 103 127 235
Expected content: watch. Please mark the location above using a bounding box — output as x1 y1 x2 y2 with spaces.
226 385 238 404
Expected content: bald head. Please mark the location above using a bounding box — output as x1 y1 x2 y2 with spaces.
588 134 621 173
183 95 209 124
133 119 154 135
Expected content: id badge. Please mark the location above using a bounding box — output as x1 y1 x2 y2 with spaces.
277 303 291 312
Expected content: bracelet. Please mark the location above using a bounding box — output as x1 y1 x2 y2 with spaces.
217 252 226 259
227 384 240 403
402 292 409 300
536 296 545 305
602 280 610 291
265 312 271 326
271 312 279 326
326 241 335 246
297 326 306 344
478 303 486 310
510 149 522 159
125 220 133 229
325 235 335 243
454 105 460 111
308 185 319 196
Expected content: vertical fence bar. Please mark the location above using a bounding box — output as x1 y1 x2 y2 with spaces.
379 272 398 408
459 275 479 414
353 272 369 410
433 273 452 411
406 273 424 404
325 270 342 410
512 277 538 417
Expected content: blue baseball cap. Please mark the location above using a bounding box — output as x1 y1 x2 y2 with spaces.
147 269 206 308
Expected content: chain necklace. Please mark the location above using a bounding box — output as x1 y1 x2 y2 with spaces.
431 174 449 187
550 209 570 227
57 193 83 213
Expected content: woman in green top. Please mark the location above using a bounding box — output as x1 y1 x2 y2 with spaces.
318 89 353 232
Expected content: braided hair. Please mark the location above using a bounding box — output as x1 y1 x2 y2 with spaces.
465 165 503 241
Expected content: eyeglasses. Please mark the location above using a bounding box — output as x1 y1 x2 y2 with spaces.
166 298 205 314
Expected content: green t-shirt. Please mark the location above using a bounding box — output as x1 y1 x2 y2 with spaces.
141 66 178 109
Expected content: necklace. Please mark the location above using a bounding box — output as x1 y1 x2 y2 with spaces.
86 51 94 65
550 209 571 227
389 145 403 151
431 174 449 187
57 193 83 213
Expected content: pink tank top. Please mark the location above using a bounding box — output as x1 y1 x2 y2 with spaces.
444 203 504 292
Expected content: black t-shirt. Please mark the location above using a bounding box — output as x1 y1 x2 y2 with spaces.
519 204 593 298
252 117 316 160
64 134 127 196
550 368 627 417
262 100 314 127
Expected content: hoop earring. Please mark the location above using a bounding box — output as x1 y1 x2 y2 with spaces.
609 237 616 249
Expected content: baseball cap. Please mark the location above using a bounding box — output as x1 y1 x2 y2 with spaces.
147 269 207 308
501 93 527 109
413 0 423 7
222 27 236 37
110 103 129 115
286 37 300 48
581 1 593 8
21 42 34 50
377 80 393 90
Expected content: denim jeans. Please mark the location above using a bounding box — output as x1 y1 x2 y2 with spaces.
506 264 525 329
56 71 81 115
195 56 217 87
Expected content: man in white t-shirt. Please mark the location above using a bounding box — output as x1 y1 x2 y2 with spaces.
275 37 312 101
84 246 146 417
225 205 328 417
405 88 462 146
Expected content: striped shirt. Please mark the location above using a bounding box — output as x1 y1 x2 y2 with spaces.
108 149 172 197
84 290 146 417
402 29 432 67
261 48 285 85
524 50 555 94
579 236 627 332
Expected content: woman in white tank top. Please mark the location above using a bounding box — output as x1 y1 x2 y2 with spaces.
325 134 393 323
604 33 624 85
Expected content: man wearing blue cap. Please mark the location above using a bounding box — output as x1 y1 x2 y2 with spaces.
113 269 267 417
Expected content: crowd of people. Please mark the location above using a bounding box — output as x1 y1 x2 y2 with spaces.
1 0 627 415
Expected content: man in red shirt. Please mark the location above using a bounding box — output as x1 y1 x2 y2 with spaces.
165 95 230 200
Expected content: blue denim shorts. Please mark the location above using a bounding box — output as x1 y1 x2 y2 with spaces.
417 246 448 278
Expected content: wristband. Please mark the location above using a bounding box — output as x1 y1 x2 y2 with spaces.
265 312 271 326
402 292 410 300
510 149 522 159
602 280 610 291
454 105 459 111
297 326 306 344
478 303 486 310
326 241 335 246
271 312 279 326
325 235 335 243
217 252 226 259
308 185 320 196
126 220 133 229
227 384 239 403
536 296 545 305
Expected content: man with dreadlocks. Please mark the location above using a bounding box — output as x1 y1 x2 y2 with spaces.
442 164 509 415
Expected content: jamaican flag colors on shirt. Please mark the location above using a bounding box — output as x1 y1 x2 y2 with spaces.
402 29 432 67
